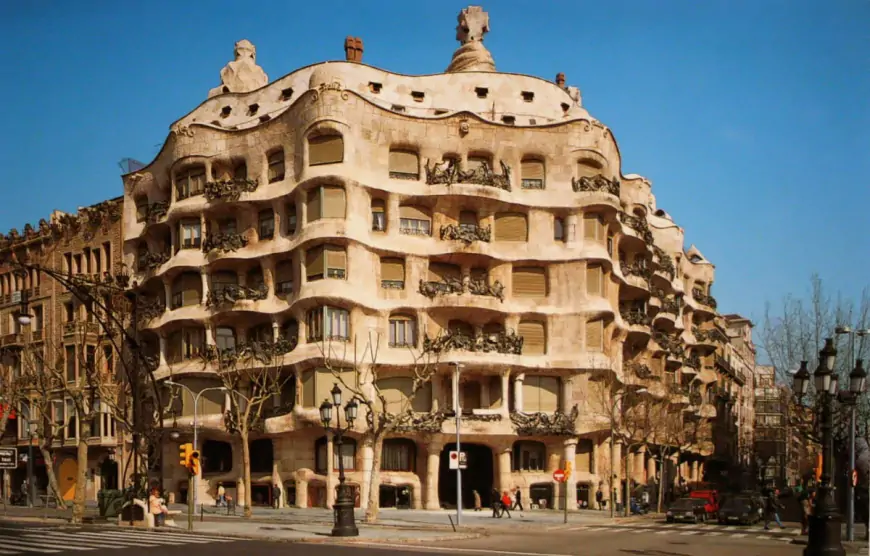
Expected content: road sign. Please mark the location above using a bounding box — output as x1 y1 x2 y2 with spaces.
448 450 467 470
0 447 17 469
553 469 566 483
852 469 859 487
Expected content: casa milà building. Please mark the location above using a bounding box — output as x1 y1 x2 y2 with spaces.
122 6 740 510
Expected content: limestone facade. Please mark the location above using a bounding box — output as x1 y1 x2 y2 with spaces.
116 5 747 510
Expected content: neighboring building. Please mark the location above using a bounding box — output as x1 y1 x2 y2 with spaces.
0 199 124 503
754 365 788 487
723 314 756 468
109 5 746 510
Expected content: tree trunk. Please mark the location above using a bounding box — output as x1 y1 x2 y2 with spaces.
624 451 631 517
657 455 666 514
364 434 385 523
39 445 64 507
240 428 252 518
72 428 89 524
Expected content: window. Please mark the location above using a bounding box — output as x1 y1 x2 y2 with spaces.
554 217 565 242
389 314 416 347
66 399 78 440
411 91 425 102
246 267 265 291
267 150 285 183
210 270 238 298
522 376 559 412
103 345 114 374
215 327 237 352
306 186 346 221
248 323 273 344
216 218 237 235
381 439 416 472
368 82 382 94
459 210 478 230
512 266 547 297
427 262 461 282
399 206 431 236
135 197 149 222
64 302 74 322
179 219 202 250
308 133 344 166
258 209 275 239
175 165 206 200
475 87 489 98
286 202 297 234
586 264 603 296
467 155 490 173
494 212 528 242
512 441 546 471
380 257 405 289
307 306 350 341
583 213 607 243
171 272 202 308
306 245 347 281
518 321 546 355
275 261 294 295
586 319 604 351
521 91 535 102
167 327 206 363
521 159 545 189
371 199 386 231
389 149 419 180
577 157 604 178
65 345 76 382
316 436 356 472
607 231 614 256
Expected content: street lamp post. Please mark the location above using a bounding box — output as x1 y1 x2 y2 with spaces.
450 362 463 526
319 383 359 537
793 338 866 556
26 419 36 508
165 381 227 511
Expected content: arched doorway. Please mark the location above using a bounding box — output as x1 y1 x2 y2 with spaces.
100 458 118 490
58 458 77 501
439 443 494 509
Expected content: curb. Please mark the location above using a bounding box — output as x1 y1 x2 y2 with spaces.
0 516 69 525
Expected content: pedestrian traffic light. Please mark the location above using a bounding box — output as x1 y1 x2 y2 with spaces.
179 443 193 468
189 450 201 476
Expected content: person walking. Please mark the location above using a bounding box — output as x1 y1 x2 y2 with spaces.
798 484 812 535
512 487 524 511
472 489 482 512
491 488 502 518
596 486 604 511
763 488 785 530
272 483 281 509
216 483 226 507
501 491 513 519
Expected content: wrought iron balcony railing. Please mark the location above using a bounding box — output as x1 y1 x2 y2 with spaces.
202 232 248 254
203 178 259 202
425 159 512 191
422 329 523 355
571 175 620 196
619 211 654 244
205 284 268 307
439 224 492 244
418 277 505 302
692 288 718 309
620 305 651 327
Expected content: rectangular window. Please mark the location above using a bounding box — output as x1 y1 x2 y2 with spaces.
583 213 607 242
389 317 416 347
520 160 545 190
389 150 419 180
268 151 285 183
179 220 202 249
286 202 297 234
65 399 77 440
399 206 431 236
65 345 76 382
554 217 565 242
586 264 603 296
512 267 547 297
381 442 413 471
380 258 405 289
371 199 386 232
275 261 294 295
494 213 529 241
176 166 206 200
586 320 604 351
258 209 275 239
307 306 350 341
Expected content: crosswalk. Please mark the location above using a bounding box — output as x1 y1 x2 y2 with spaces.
563 522 800 543
0 527 236 554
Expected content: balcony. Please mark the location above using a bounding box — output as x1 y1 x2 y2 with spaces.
624 360 655 380
619 212 654 244
620 259 652 288
424 159 512 191
689 390 703 406
620 304 651 328
716 355 745 386
138 251 170 271
684 353 702 371
510 406 579 436
571 175 620 197
439 224 492 245
63 321 101 338
137 296 166 322
203 178 259 202
0 333 21 347
668 382 691 405
654 332 686 362
136 201 169 224
692 288 718 310
652 246 676 279
205 284 268 307
422 329 523 355
418 277 505 302
202 232 248 254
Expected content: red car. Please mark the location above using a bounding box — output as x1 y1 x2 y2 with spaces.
688 489 719 519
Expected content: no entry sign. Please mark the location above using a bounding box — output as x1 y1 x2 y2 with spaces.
553 469 566 483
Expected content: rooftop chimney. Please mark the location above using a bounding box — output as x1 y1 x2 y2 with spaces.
555 73 566 88
344 36 364 62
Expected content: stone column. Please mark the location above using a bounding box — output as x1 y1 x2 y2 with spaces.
359 439 374 510
691 461 699 483
296 476 308 508
561 376 573 412
612 440 623 505
424 441 441 510
647 455 656 485
271 446 283 509
200 270 210 304
431 374 441 412
563 439 578 511
163 280 172 310
514 374 525 413
497 447 512 495
326 433 336 508
635 446 646 483
158 333 168 368
500 371 510 417
626 451 635 490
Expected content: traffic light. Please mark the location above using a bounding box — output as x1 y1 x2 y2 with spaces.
189 450 201 476
565 460 573 479
179 443 193 468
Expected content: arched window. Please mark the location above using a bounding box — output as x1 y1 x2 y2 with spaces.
512 441 546 471
308 133 344 166
389 149 419 180
388 314 416 347
171 272 202 308
175 164 206 200
371 198 386 231
215 326 237 352
315 436 356 473
381 439 417 471
577 157 604 179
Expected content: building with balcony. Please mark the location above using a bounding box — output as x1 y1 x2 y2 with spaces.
754 365 788 487
120 6 746 510
0 199 124 503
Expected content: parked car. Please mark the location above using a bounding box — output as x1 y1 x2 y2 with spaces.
666 498 709 523
717 494 763 525
688 489 720 518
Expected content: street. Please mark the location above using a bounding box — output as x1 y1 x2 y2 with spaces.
0 520 812 556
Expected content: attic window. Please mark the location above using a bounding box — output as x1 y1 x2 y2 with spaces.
529 118 537 125
281 88 294 101
501 115 516 125
210 120 222 127
434 109 448 115
411 91 425 102
369 82 382 94
220 106 232 118
391 105 406 113
521 91 535 102
259 115 271 123
475 87 489 99
248 103 259 116
561 103 570 113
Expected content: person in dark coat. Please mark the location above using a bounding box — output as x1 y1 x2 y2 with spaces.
764 488 785 530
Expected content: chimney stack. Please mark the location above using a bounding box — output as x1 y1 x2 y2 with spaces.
555 73 566 88
344 36 364 62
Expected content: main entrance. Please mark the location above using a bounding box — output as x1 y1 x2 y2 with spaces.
439 443 494 509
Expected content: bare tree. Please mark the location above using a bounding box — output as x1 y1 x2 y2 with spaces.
652 408 712 512
0 352 23 443
318 332 440 523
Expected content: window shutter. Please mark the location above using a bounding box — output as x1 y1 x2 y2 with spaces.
371 199 386 213
381 258 404 281
399 205 429 221
306 247 325 278
539 377 559 412
522 376 540 412
521 160 544 180
306 189 322 222
459 211 478 226
389 150 419 176
518 321 546 354
302 371 315 407
276 261 293 283
428 263 461 282
494 213 528 241
314 368 333 408
586 265 602 296
467 156 488 171
325 246 346 270
308 135 344 165
182 274 201 306
583 214 600 240
322 186 346 218
512 267 546 297
578 158 603 177
585 320 604 351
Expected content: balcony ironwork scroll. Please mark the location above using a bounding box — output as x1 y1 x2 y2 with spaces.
511 405 579 436
619 212 654 244
620 305 651 327
685 353 702 370
140 251 170 271
202 232 248 254
422 329 523 355
466 277 505 301
137 296 166 323
425 159 512 191
138 201 169 223
692 289 718 310
689 390 703 406
654 332 685 360
419 277 505 302
439 224 492 244
692 326 715 343
625 360 654 379
652 246 676 278
571 175 620 196
204 178 259 202
620 259 652 284
205 284 268 307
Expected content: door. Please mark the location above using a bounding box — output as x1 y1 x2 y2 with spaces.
58 458 77 501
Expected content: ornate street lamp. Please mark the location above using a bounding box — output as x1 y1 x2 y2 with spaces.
319 383 359 537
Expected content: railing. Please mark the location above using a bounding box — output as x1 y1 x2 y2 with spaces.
654 332 686 360
620 305 651 327
422 329 523 355
202 232 248 254
424 159 512 191
439 224 492 244
203 179 259 202
652 245 676 278
690 390 703 406
692 288 718 310
619 212 654 244
136 201 169 223
205 284 268 307
620 259 652 283
327 268 346 279
138 251 170 271
685 353 702 370
571 175 620 196
624 360 654 379
62 321 101 337
381 279 404 290
418 277 505 302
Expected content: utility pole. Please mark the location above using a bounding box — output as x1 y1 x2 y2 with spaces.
452 362 463 526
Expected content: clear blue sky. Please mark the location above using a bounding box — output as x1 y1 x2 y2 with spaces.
2 0 868 326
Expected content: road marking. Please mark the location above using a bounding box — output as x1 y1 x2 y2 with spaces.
567 526 589 531
679 531 700 536
654 530 675 535
21 532 139 549
340 543 575 556
96 530 218 544
629 528 649 533
0 537 61 553
704 532 723 537
730 533 747 538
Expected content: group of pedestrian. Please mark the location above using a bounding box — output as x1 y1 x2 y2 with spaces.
470 487 524 518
